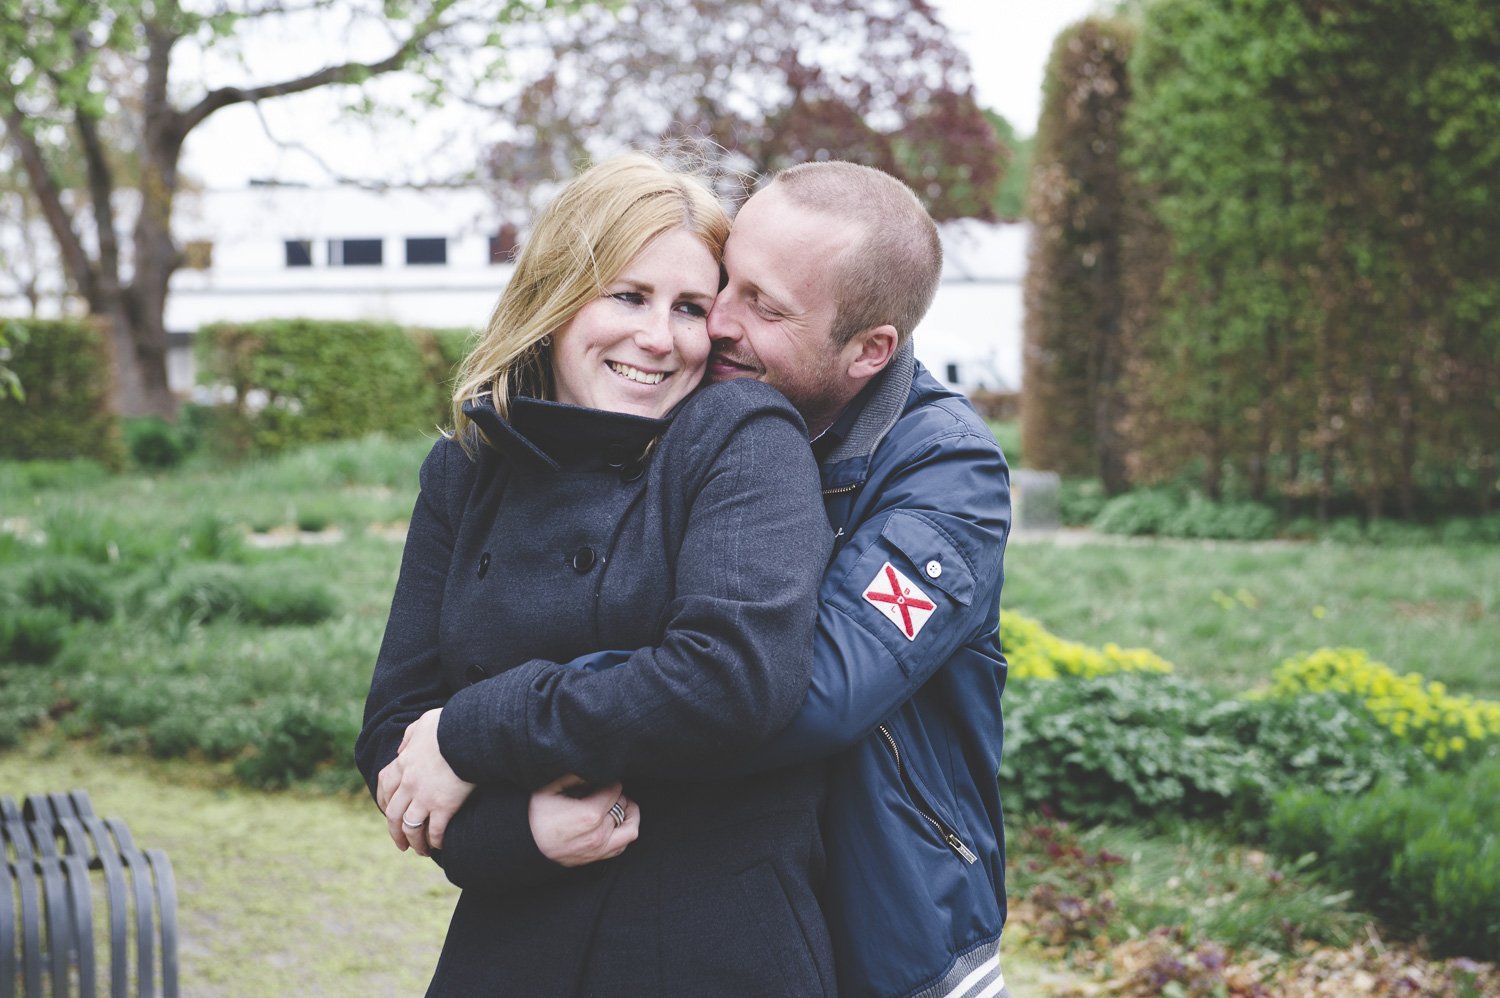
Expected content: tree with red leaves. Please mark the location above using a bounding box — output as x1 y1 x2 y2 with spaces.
484 0 1007 221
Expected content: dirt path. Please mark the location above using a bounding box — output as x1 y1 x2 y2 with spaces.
1 742 1071 995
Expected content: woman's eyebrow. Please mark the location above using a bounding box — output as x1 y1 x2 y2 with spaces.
679 289 715 305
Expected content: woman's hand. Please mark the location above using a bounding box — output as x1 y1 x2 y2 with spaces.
377 708 475 857
529 774 640 867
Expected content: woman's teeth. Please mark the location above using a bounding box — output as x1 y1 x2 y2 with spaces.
607 362 666 385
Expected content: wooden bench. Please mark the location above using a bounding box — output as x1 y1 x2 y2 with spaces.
2 791 178 997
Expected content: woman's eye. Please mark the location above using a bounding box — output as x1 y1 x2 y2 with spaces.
611 291 645 305
677 301 708 318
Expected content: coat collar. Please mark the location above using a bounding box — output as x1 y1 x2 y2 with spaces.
463 393 673 472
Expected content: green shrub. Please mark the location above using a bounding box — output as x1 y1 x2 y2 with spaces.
195 319 444 455
123 415 192 469
1269 757 1500 960
1164 496 1277 541
159 562 336 627
1058 477 1108 526
1000 673 1429 826
0 668 55 746
0 318 125 468
232 695 363 789
1439 515 1500 546
23 558 114 621
1092 488 1181 536
0 604 71 663
0 459 111 495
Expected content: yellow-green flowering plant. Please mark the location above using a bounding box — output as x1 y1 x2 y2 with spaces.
999 610 1174 680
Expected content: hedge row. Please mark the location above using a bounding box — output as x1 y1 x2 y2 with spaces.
0 318 125 467
195 320 473 455
1024 1 1500 518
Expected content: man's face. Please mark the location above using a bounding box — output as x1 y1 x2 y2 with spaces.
707 185 865 434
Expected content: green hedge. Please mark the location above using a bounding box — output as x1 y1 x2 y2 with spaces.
1269 757 1500 960
0 318 125 467
195 320 472 455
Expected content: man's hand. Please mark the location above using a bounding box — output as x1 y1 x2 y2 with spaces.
377 708 475 857
529 774 639 867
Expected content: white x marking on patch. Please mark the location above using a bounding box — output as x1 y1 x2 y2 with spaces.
863 562 936 640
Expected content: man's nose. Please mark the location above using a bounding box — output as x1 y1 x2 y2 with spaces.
707 296 740 343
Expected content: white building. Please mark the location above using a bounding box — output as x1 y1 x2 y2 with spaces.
164 185 1022 396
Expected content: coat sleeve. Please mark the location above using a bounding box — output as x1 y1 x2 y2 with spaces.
354 437 562 890
435 380 832 789
740 412 1010 770
554 406 1011 776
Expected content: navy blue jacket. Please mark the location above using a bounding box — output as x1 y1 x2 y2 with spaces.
560 345 1012 998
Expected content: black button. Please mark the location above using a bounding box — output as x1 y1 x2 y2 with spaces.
571 547 596 572
603 444 628 469
621 460 644 483
477 552 490 579
465 664 487 686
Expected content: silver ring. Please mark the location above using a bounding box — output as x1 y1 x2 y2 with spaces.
402 816 427 829
608 801 626 828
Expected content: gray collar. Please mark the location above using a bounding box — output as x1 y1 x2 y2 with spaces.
822 341 915 466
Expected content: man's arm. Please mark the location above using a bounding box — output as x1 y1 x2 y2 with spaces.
559 407 1010 774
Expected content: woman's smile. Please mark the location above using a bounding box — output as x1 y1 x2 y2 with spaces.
549 227 718 418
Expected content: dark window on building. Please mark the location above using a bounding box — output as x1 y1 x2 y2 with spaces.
946 363 960 384
489 223 519 264
285 240 313 267
406 237 447 265
329 238 383 266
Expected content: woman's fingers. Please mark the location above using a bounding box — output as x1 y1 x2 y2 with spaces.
402 809 431 857
376 754 404 813
529 779 639 866
384 785 416 851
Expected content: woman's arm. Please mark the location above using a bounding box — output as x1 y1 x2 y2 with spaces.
436 379 831 790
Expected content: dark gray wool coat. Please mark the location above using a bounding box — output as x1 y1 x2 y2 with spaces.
356 377 836 997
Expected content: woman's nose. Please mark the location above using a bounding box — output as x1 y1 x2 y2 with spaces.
634 306 674 354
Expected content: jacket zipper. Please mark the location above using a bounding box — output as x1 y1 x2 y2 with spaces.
822 482 859 496
877 724 978 864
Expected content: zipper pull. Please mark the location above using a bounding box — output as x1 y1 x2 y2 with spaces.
945 832 979 865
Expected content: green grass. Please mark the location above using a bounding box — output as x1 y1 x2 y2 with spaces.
1004 539 1500 697
0 741 452 997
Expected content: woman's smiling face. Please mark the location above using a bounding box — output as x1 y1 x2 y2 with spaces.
550 227 719 419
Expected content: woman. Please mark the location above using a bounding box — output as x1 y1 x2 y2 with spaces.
355 155 837 996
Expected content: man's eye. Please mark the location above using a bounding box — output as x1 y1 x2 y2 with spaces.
611 292 645 305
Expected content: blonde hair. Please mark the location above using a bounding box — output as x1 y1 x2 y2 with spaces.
452 154 731 448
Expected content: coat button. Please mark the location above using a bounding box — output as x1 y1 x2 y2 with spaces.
571 547 596 572
477 552 490 579
465 664 487 686
603 444 628 469
621 460 645 483
925 560 942 579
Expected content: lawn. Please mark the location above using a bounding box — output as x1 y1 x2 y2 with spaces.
1004 536 1500 697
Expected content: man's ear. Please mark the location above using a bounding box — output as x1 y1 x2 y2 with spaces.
843 325 899 380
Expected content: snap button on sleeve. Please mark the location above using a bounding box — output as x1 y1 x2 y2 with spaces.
926 560 942 579
477 552 490 579
571 547 597 572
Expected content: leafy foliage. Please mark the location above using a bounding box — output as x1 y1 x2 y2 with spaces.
1269 757 1500 960
1001 609 1173 680
484 0 1006 221
1121 0 1500 517
1091 490 1278 540
1020 18 1136 488
195 320 454 455
1000 672 1429 826
123 415 193 468
0 318 124 467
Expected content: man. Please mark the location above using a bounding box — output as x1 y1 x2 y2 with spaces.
703 162 1012 998
384 161 1012 998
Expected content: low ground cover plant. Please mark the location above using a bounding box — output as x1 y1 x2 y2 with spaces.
1270 758 1500 962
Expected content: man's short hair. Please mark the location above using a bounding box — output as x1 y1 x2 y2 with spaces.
769 162 943 348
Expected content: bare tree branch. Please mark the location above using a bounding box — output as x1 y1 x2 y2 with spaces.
0 100 97 306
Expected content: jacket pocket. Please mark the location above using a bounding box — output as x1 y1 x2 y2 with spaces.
876 724 978 865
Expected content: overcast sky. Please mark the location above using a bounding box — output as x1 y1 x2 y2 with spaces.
181 0 1106 189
